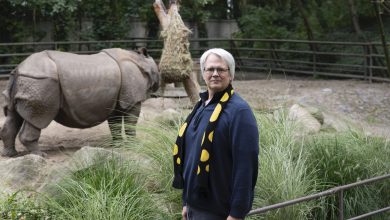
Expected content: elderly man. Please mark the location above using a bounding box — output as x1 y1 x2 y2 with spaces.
172 48 259 220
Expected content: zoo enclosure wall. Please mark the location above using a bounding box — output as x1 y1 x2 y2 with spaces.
0 38 389 82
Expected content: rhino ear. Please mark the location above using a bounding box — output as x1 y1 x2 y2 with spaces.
137 47 149 57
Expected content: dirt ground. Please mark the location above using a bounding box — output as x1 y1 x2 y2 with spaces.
0 76 389 161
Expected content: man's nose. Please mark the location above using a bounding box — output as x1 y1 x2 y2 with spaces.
211 70 220 77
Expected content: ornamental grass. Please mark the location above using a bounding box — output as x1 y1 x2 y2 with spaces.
0 109 388 220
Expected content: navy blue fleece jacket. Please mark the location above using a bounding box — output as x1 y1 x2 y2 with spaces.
182 90 259 218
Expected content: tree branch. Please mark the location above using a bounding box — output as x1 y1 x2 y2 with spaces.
153 0 168 29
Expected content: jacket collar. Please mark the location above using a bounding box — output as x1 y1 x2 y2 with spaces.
199 84 233 105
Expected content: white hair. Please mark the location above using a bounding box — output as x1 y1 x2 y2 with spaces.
199 48 235 80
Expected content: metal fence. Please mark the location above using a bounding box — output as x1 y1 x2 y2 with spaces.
248 173 390 219
0 38 389 82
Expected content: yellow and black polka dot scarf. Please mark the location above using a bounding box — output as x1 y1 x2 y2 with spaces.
172 84 234 193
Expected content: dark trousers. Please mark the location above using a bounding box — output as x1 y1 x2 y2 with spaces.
186 205 226 220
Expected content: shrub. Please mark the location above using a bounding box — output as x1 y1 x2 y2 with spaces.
0 191 54 219
44 156 166 219
304 129 390 219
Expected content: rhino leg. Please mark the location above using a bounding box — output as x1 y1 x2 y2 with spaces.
108 110 123 141
123 102 141 136
18 121 45 157
108 102 141 141
0 108 23 157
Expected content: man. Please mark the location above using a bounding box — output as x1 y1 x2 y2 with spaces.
172 48 259 220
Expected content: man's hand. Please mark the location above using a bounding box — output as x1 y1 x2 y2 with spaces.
227 216 242 220
182 206 187 220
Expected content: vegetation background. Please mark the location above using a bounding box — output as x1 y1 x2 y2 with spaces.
0 0 389 219
1 0 389 43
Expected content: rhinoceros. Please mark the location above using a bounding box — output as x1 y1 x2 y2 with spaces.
0 48 160 157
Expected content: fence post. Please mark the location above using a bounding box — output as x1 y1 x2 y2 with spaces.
363 44 369 81
338 190 344 220
313 48 317 77
369 44 373 83
269 42 282 70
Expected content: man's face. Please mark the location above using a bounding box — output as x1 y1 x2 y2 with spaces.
202 53 232 95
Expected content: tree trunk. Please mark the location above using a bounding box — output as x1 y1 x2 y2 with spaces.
153 0 169 29
313 0 328 31
33 8 36 42
383 1 390 14
373 1 390 78
296 0 319 77
296 0 317 48
347 0 366 41
153 0 200 105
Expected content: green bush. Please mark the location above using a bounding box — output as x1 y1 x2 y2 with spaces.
0 191 54 219
249 111 319 219
44 157 167 219
119 119 186 219
304 129 390 219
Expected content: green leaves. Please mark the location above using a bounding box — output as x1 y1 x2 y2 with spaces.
7 0 80 15
236 5 298 39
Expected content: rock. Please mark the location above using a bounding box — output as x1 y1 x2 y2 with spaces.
288 104 322 134
66 146 121 171
322 88 333 93
302 105 324 125
0 154 47 194
37 146 123 193
321 112 356 133
0 146 122 195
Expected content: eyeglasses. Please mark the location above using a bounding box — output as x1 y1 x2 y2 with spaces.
204 67 229 75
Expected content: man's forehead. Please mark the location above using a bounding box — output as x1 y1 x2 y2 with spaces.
205 56 227 66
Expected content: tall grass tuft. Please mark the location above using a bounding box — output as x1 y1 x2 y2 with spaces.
304 128 390 219
43 156 166 219
118 116 186 219
249 110 319 220
2 108 387 219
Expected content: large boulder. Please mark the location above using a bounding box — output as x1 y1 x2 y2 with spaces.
67 146 121 171
0 154 47 195
302 105 324 125
0 146 121 195
287 104 322 135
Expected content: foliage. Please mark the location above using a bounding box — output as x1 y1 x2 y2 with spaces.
0 110 388 219
1 0 389 43
0 1 35 43
235 5 301 40
304 129 390 219
5 0 81 42
119 110 389 219
79 0 133 40
43 156 167 219
0 191 54 219
248 110 318 219
118 118 187 218
252 110 389 219
234 0 388 42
